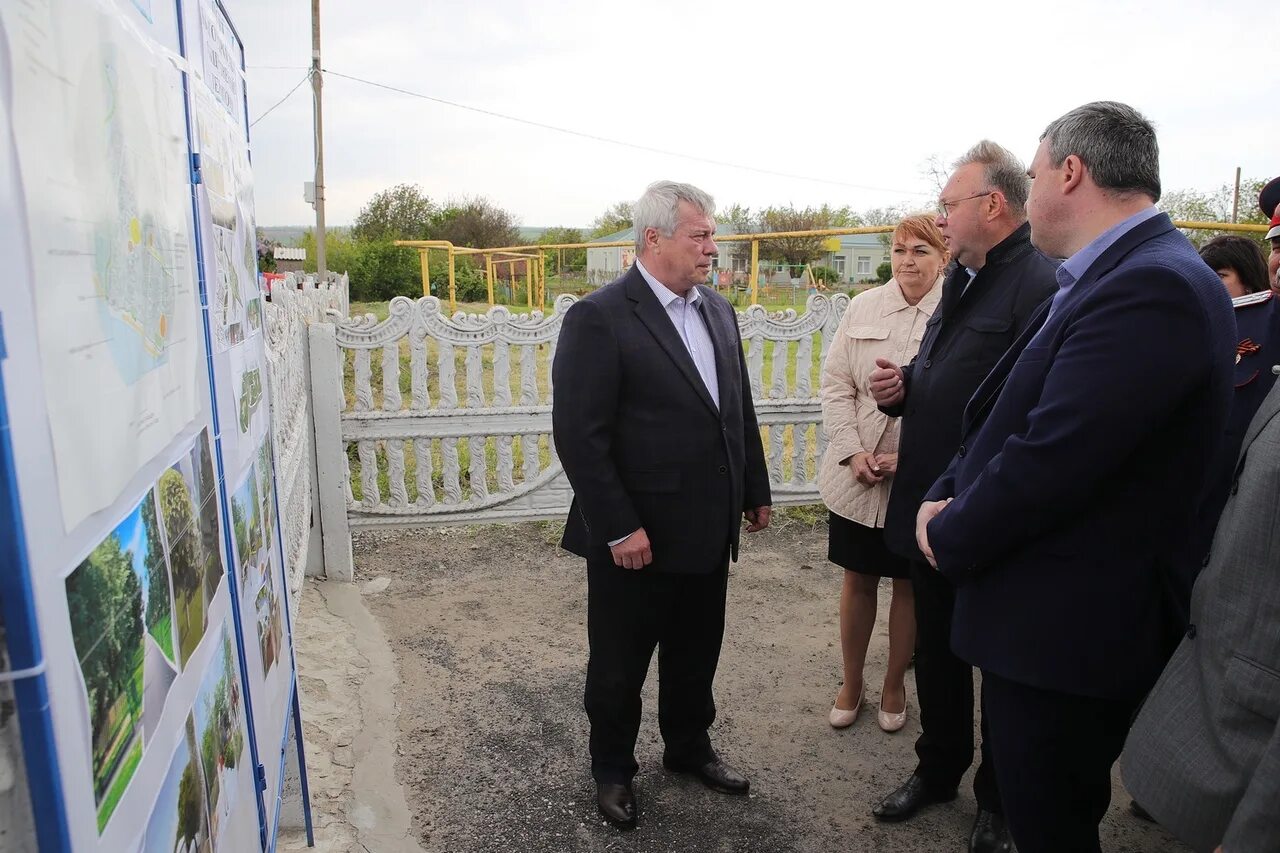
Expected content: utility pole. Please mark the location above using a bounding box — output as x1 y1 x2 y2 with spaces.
311 0 327 280
1231 166 1242 224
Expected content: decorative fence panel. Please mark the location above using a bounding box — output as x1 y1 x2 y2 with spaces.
308 291 850 579
262 275 347 601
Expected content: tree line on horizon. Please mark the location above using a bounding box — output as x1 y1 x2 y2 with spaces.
261 177 1272 304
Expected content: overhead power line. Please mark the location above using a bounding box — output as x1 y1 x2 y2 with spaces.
249 70 312 128
321 68 932 198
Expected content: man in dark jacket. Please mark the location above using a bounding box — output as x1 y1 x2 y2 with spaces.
552 181 772 831
918 101 1234 853
868 141 1056 853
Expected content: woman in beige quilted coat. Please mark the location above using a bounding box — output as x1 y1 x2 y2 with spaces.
818 215 947 733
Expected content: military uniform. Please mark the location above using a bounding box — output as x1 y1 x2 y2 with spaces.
1191 289 1280 570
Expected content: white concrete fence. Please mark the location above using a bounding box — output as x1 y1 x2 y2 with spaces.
284 290 850 581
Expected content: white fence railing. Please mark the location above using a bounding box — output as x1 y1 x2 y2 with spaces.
304 291 850 580
261 274 348 604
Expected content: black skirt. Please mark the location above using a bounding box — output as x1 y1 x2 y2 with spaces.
827 511 910 579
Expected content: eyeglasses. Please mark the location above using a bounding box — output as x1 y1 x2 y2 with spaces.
936 190 995 219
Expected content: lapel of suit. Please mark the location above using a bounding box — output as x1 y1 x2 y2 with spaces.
626 270 720 416
694 285 735 412
1240 376 1280 456
960 214 1178 437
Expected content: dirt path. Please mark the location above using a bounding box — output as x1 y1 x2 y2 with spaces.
311 520 1189 853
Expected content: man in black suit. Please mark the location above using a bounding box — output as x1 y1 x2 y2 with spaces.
918 102 1235 852
552 180 772 830
868 141 1057 853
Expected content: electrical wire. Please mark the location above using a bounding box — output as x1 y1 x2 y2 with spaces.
321 68 932 197
249 70 312 128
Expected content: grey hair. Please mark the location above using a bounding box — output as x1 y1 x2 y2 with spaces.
1040 101 1161 201
952 140 1029 218
633 180 716 252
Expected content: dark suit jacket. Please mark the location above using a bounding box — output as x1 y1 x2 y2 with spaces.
882 223 1057 563
925 212 1236 701
552 266 771 572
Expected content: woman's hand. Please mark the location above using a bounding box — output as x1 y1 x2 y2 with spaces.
874 452 898 475
850 451 884 486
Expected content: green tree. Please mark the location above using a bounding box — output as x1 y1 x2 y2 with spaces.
256 230 277 273
158 469 201 630
431 197 521 249
590 201 633 238
352 183 435 242
177 757 202 845
141 494 170 635
876 261 893 283
757 205 861 267
429 256 487 303
538 227 587 274
348 241 422 301
231 498 249 573
1159 177 1271 249
66 536 143 743
197 439 222 600
300 228 360 277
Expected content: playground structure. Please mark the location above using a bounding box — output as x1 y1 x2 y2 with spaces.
397 219 1270 313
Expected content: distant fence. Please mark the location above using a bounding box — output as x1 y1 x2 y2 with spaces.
304 292 849 580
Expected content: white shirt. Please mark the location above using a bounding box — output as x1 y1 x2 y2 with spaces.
609 261 721 547
635 260 720 408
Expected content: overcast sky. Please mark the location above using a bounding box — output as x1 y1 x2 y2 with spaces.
223 0 1275 229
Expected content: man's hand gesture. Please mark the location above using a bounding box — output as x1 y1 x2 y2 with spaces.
870 358 906 408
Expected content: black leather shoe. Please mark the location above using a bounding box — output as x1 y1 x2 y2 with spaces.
871 774 957 822
662 755 750 795
596 782 637 830
970 809 1015 853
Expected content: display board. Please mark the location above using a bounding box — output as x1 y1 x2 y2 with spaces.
0 0 309 850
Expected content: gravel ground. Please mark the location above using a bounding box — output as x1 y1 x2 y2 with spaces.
330 519 1190 853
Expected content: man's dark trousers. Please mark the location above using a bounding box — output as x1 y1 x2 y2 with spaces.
983 671 1137 853
584 554 729 785
910 559 1000 811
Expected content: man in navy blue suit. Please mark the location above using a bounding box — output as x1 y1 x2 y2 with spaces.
915 102 1236 852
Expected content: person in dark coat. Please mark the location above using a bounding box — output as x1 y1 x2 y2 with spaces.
1188 236 1280 571
552 180 771 831
866 141 1057 853
918 101 1235 853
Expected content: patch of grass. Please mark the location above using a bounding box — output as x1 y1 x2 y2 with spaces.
149 613 175 663
176 590 205 667
97 735 142 831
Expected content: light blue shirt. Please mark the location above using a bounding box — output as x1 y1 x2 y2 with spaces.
1044 206 1163 323
635 260 720 408
609 261 721 547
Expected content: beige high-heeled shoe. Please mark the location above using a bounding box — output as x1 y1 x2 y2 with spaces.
877 698 909 733
828 686 864 728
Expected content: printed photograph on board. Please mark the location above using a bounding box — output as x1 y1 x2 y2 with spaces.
142 715 211 853
228 342 265 441
255 438 274 553
65 490 178 833
229 463 262 591
255 559 283 675
192 624 248 848
156 468 210 667
166 429 226 609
